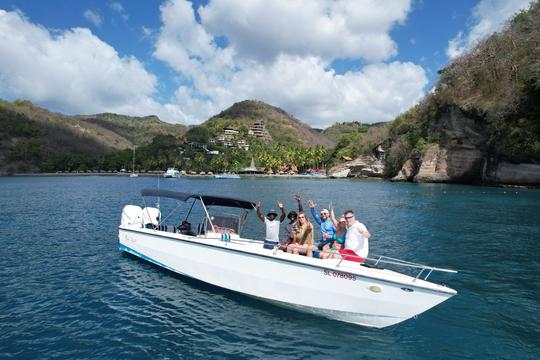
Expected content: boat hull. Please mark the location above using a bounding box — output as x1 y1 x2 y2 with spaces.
118 227 455 328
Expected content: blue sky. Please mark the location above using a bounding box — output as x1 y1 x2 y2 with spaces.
0 0 533 127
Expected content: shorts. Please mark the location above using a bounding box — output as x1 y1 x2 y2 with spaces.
263 240 278 250
338 249 365 263
317 239 333 251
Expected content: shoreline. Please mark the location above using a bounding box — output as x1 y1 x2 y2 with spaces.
5 172 536 188
9 172 333 179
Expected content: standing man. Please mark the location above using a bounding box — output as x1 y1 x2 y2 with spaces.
256 201 286 249
307 199 336 252
340 210 371 263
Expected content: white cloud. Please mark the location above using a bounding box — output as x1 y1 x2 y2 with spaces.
446 0 533 58
83 9 102 28
0 9 184 122
109 2 129 21
199 0 411 63
153 0 427 127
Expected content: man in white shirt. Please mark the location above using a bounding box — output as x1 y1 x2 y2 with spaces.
339 210 371 262
256 202 286 249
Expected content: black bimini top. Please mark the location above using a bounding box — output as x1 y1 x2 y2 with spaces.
141 188 256 210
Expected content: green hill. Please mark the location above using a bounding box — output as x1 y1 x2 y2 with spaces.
0 99 186 174
381 1 540 184
201 100 334 147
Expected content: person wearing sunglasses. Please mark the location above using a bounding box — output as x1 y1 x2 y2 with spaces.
338 210 371 263
319 209 347 259
307 199 337 252
286 212 316 257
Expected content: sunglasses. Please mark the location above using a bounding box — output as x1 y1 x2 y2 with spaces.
345 215 354 220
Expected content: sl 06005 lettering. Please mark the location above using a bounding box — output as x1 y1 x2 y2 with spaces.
323 269 356 281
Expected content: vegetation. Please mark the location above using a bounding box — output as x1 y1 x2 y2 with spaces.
203 100 335 147
325 122 389 161
383 0 540 176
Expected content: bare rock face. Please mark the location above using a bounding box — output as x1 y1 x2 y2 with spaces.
493 163 540 185
414 144 450 182
329 156 384 178
400 106 488 184
329 168 351 178
392 159 417 182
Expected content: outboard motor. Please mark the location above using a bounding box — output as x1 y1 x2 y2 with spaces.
142 207 161 229
121 205 143 228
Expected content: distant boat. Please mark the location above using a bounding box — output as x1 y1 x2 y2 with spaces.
215 173 240 179
163 167 180 178
130 146 138 177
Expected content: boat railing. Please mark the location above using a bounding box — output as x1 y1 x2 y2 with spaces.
224 238 457 281
361 254 457 281
162 231 457 281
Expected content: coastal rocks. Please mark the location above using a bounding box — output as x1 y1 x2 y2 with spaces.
329 156 384 178
391 159 416 182
329 168 351 178
492 162 540 185
412 143 485 183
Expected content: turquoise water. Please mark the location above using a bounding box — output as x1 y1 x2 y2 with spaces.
0 176 539 359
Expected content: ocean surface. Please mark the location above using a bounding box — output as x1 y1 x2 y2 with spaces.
0 176 539 359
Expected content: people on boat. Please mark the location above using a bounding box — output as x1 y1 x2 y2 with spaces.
319 209 346 259
178 220 195 236
256 202 286 249
307 199 337 252
286 212 316 257
339 210 371 263
282 195 304 250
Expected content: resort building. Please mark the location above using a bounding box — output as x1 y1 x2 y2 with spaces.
236 140 250 151
248 120 272 143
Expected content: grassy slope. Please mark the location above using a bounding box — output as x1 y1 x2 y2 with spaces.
202 100 335 147
0 99 187 173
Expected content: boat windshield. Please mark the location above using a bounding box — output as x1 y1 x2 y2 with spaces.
140 189 254 236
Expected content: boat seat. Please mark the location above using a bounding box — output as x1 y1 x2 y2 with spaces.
361 263 384 270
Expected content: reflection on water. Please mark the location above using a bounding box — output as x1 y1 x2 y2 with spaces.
0 176 539 359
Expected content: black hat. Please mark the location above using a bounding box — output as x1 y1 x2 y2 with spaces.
287 211 298 220
267 209 278 217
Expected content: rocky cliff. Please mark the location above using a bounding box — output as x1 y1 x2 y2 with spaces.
390 106 540 186
382 2 540 187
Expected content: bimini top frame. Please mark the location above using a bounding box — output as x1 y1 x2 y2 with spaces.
140 188 255 235
141 188 256 209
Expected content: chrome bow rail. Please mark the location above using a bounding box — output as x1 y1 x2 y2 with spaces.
368 254 457 281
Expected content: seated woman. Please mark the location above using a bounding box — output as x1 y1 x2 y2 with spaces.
286 212 316 257
320 209 346 259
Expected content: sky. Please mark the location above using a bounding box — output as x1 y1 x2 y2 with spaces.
0 0 534 128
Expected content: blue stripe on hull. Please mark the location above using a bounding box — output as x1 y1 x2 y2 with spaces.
118 243 193 278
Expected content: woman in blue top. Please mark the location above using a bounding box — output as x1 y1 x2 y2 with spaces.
319 208 346 259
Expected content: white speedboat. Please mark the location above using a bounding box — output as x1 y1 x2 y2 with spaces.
163 167 180 178
214 173 241 179
118 189 457 328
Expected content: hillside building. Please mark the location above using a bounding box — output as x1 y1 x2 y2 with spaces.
248 120 272 143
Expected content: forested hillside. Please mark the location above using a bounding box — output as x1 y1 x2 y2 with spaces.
382 0 540 184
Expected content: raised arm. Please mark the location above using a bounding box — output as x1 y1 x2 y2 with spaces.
294 194 303 212
330 208 338 227
277 202 286 222
308 199 322 225
255 202 265 222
